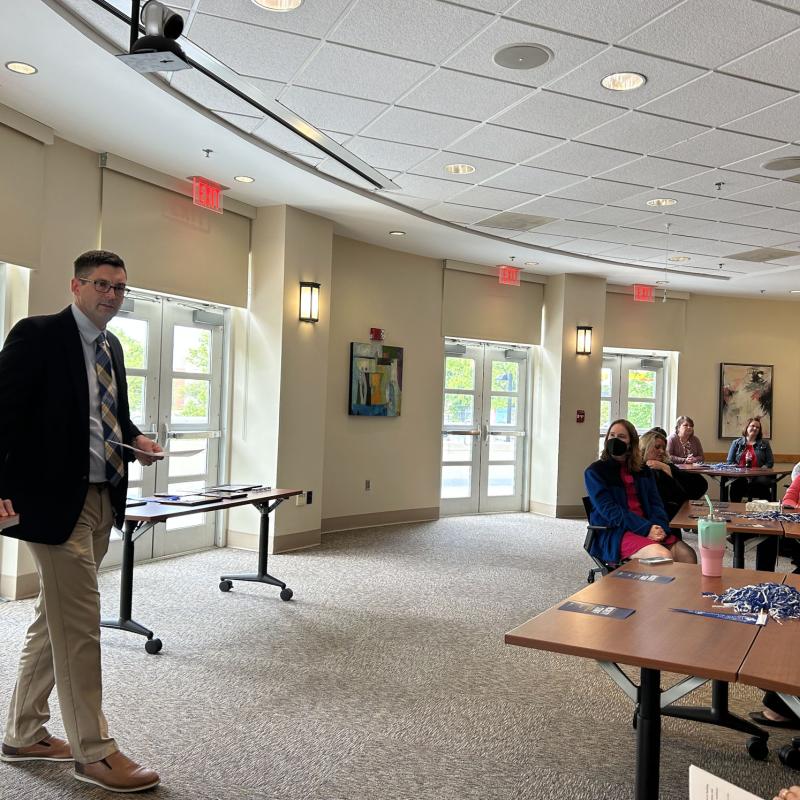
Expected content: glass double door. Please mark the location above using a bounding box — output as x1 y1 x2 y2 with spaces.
440 341 529 515
104 293 226 568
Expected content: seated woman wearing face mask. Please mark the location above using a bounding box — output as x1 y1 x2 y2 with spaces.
585 419 697 565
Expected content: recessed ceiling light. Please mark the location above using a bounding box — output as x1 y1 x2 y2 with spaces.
656 280 669 285
251 0 303 10
791 290 800 294
389 231 406 237
445 163 475 175
524 261 539 266
646 198 677 207
234 175 255 183
493 44 553 71
762 156 800 171
5 61 37 75
601 72 646 92
668 255 690 262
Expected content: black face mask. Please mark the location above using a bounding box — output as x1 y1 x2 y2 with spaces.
606 437 629 458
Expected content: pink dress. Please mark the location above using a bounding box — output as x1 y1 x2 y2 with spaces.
619 463 678 559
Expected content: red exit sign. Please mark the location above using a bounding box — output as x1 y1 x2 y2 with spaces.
633 284 655 302
191 176 223 214
498 265 521 286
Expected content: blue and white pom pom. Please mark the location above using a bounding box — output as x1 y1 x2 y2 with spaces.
703 582 800 622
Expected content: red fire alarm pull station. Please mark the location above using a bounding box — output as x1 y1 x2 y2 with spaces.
369 328 385 341
576 410 585 423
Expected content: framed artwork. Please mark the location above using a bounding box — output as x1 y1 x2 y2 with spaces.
719 363 773 439
349 342 403 417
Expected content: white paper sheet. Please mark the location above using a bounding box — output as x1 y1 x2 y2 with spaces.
689 766 765 800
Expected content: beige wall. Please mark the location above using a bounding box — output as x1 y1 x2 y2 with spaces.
604 292 687 352
321 237 444 529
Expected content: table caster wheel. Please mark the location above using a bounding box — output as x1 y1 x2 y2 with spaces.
779 745 800 769
145 638 162 655
280 587 293 601
747 736 769 761
219 580 233 592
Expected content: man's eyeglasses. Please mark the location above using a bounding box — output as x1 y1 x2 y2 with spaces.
78 278 130 297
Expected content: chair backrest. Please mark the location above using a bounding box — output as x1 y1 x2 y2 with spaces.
581 495 593 520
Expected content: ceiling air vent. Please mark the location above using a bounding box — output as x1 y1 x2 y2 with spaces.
725 248 797 262
476 213 556 232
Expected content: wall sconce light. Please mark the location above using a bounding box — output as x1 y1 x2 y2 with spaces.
576 325 592 355
299 281 320 323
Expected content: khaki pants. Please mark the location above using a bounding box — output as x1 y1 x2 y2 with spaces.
4 485 118 763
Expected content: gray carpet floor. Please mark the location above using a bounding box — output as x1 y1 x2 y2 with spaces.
0 514 797 799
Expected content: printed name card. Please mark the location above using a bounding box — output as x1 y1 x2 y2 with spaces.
613 570 675 584
689 765 764 800
558 601 635 619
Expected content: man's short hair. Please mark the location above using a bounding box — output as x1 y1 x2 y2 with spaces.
73 250 126 278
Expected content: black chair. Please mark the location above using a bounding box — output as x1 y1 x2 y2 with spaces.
582 496 623 583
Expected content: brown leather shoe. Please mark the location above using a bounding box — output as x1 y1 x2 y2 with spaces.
1 734 73 762
74 750 159 793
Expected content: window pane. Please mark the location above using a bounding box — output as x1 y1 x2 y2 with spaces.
601 367 612 397
108 317 147 369
166 480 206 531
128 460 143 483
490 396 517 426
442 434 473 462
488 465 514 496
443 394 474 426
489 435 515 461
173 326 211 374
168 438 208 478
491 361 518 393
628 369 656 399
444 357 474 391
600 400 611 430
441 466 471 499
628 402 655 432
171 379 210 424
127 376 145 425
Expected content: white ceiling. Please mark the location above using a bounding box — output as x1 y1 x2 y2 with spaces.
4 0 800 298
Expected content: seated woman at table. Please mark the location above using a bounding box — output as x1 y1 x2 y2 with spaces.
584 419 697 565
666 415 705 464
726 416 775 502
639 429 689 521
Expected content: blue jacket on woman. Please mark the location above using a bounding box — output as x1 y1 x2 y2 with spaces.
726 437 774 468
584 459 670 564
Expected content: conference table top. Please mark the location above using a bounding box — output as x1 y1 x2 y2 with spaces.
505 562 774 683
677 464 788 479
670 500 785 536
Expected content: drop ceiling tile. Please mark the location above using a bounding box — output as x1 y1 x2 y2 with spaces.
279 87 387 134
727 180 800 208
444 19 606 87
214 111 263 134
548 48 705 109
169 68 282 116
511 196 599 219
559 239 621 255
391 174 468 201
736 207 800 233
448 185 535 210
725 144 800 178
345 137 435 171
654 129 785 168
484 165 584 195
534 220 615 238
410 151 511 183
686 221 795 246
639 235 740 257
389 194 440 211
452 0 517 10
667 198 771 222
425 203 498 224
601 245 672 262
575 206 653 226
186 14 318 82
59 0 140 48
663 168 773 197
494 91 626 139
626 213 710 236
523 141 639 176
724 95 800 144
554 178 649 204
640 73 793 128
294 44 433 103
599 157 711 188
613 188 712 213
508 0 682 43
330 0 490 63
578 112 708 153
316 158 380 191
321 130 352 144
586 226 658 245
448 125 563 163
514 231 575 247
722 29 800 90
400 69 532 120
192 0 351 37
361 108 477 149
619 0 799 69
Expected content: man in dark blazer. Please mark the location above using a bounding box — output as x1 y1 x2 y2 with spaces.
0 251 162 792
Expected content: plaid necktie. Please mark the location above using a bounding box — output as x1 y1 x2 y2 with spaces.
95 333 125 486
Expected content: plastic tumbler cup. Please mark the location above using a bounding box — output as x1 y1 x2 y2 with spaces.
699 544 724 577
698 517 726 578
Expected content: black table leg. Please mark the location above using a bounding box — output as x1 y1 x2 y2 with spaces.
636 667 661 800
101 520 162 654
219 499 293 600
733 534 745 569
719 477 730 502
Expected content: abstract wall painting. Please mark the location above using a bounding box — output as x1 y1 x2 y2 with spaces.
719 362 773 439
349 342 403 417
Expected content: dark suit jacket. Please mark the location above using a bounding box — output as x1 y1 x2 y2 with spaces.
0 306 141 544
